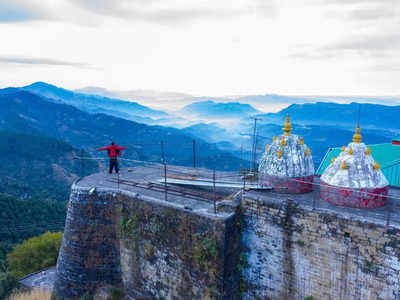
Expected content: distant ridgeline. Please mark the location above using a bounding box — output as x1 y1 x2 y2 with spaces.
0 88 244 171
0 131 97 202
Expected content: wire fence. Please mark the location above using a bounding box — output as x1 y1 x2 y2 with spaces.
72 147 400 229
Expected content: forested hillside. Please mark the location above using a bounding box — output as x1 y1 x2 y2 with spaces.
0 131 97 201
0 194 66 272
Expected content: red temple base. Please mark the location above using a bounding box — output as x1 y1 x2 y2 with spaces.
320 180 388 208
259 175 314 194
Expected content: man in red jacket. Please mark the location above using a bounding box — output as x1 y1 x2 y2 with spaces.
97 142 127 174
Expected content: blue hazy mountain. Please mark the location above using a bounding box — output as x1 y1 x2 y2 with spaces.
236 94 315 105
0 89 243 171
257 102 400 130
21 82 168 119
182 100 261 118
236 94 400 106
182 123 231 143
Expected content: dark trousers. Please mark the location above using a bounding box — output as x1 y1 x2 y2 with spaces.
109 158 119 174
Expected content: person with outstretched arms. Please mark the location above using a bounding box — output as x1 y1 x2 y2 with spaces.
97 142 127 174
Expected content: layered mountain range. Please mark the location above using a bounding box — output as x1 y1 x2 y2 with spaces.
2 81 399 192
1 81 398 269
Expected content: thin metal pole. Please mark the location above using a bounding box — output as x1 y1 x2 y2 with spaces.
164 162 168 202
240 145 243 172
80 149 84 178
117 166 120 191
251 117 261 172
254 131 259 172
193 140 196 168
213 169 217 214
312 188 316 210
161 141 165 164
243 172 246 197
251 118 257 171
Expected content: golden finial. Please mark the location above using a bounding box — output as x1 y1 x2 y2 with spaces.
353 125 362 143
273 136 277 142
265 144 269 151
348 148 353 155
305 147 310 156
282 114 292 136
374 162 380 171
280 138 286 147
277 148 282 158
299 137 304 146
342 146 346 152
341 161 347 170
331 157 336 163
366 146 371 155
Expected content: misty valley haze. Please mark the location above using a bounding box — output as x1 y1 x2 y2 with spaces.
3 81 399 170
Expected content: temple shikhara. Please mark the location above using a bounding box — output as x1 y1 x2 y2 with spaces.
319 125 389 208
258 115 314 193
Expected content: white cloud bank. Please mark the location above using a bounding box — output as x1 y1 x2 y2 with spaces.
0 0 399 96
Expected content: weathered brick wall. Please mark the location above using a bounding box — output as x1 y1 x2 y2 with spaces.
241 195 400 300
119 193 242 299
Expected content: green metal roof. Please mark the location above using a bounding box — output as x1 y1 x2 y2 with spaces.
316 143 400 187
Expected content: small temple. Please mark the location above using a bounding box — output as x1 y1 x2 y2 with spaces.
258 115 314 193
320 125 389 208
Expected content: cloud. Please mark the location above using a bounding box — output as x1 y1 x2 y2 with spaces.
329 33 400 53
289 31 400 61
0 56 89 67
0 0 47 22
346 7 398 21
373 62 400 72
69 0 277 24
290 0 400 63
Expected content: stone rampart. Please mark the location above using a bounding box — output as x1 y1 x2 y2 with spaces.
54 177 241 299
241 194 400 300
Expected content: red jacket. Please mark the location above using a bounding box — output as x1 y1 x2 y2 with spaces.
98 145 127 158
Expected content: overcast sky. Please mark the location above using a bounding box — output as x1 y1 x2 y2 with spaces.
0 0 399 96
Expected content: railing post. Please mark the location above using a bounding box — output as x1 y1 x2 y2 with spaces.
242 172 246 203
240 145 243 172
161 141 165 164
193 140 196 168
80 149 84 178
213 169 217 214
117 168 120 191
312 184 316 211
164 162 168 202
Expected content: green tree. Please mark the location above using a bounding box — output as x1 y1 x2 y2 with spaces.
7 232 63 279
0 272 18 299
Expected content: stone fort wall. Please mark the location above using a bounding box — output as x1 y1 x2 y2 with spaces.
54 184 242 299
118 192 242 299
241 194 400 300
54 179 400 300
